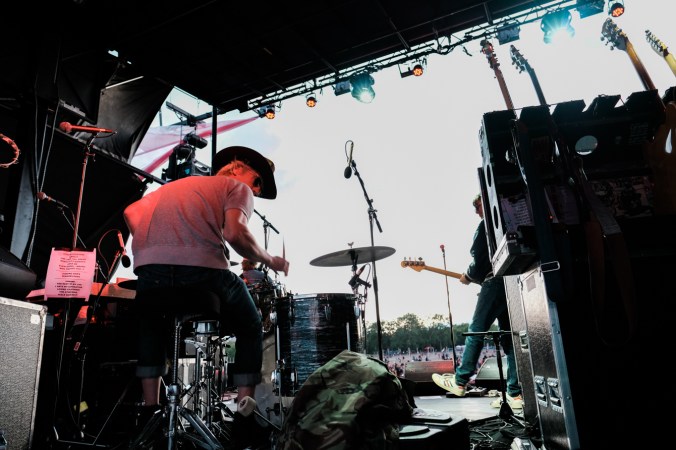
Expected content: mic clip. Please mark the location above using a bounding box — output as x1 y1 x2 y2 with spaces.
348 275 371 289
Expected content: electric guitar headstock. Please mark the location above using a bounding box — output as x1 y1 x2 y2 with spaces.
645 30 669 58
509 45 530 74
601 17 628 52
401 258 426 272
480 39 500 71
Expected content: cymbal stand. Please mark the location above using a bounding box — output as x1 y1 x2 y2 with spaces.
349 262 370 349
348 159 385 360
254 208 279 280
267 311 290 425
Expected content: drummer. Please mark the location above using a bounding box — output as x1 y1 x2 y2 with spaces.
240 258 273 287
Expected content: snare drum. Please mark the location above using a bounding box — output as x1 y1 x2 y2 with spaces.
272 293 363 396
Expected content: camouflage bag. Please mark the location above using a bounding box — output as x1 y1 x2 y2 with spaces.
276 350 414 450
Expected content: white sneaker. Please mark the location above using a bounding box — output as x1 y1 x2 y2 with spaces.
490 393 523 409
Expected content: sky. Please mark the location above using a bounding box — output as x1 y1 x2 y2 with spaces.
115 1 675 328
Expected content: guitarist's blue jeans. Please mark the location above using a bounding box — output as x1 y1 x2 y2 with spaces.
454 277 520 397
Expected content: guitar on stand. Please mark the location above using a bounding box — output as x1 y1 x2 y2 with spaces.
480 39 515 110
645 30 676 78
601 17 657 91
602 18 676 215
510 39 639 345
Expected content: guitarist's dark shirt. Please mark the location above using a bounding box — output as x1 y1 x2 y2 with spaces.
465 220 493 284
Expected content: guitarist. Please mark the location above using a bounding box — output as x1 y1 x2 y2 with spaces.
432 194 523 410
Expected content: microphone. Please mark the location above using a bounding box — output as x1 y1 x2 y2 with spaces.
37 191 69 210
116 231 131 268
348 264 367 287
344 141 354 179
59 122 116 134
440 244 445 254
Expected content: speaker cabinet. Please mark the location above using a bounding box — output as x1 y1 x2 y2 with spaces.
0 298 47 450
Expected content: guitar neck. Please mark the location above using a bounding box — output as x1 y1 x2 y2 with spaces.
526 68 548 106
625 40 657 91
494 68 516 110
664 53 676 77
419 265 463 280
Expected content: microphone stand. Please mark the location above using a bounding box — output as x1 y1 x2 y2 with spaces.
440 245 459 370
349 160 385 361
52 132 106 446
72 134 97 250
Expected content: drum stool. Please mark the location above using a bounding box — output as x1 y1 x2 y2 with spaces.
129 287 225 450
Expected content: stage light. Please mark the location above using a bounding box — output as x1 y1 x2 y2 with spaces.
350 72 375 103
608 0 624 17
541 10 575 44
577 0 604 19
399 60 426 78
497 22 521 45
256 105 276 119
333 80 352 96
305 93 318 107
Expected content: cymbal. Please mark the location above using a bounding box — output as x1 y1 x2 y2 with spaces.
230 261 240 267
310 246 396 267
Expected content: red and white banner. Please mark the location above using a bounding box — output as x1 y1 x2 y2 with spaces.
132 117 259 174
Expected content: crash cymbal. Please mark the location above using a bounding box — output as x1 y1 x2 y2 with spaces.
230 261 240 266
310 246 396 267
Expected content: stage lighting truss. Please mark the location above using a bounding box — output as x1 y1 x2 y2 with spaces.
399 59 426 78
608 0 624 17
576 0 604 18
349 72 376 103
245 1 602 114
541 9 575 44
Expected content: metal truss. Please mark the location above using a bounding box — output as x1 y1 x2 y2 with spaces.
245 0 598 114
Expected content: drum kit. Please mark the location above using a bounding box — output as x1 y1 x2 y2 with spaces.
245 245 396 425
97 245 396 430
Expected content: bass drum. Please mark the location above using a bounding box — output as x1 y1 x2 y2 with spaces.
272 293 363 396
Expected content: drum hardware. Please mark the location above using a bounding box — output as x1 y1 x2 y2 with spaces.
310 245 395 361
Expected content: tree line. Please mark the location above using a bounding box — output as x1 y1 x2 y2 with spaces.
362 313 498 356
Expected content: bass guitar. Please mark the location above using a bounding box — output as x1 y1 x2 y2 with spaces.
645 30 676 78
400 259 474 283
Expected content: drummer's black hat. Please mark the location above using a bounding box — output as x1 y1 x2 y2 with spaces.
211 146 277 199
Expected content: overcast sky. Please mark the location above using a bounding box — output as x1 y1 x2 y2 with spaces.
117 0 675 327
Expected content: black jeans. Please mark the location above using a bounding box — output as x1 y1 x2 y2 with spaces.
134 264 263 387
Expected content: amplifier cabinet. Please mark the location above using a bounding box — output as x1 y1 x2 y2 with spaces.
512 215 675 450
0 297 47 450
503 277 538 426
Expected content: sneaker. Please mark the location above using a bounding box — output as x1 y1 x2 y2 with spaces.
490 393 523 410
228 411 272 449
431 373 466 397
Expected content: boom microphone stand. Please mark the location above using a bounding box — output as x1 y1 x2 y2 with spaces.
346 157 385 361
440 244 459 370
